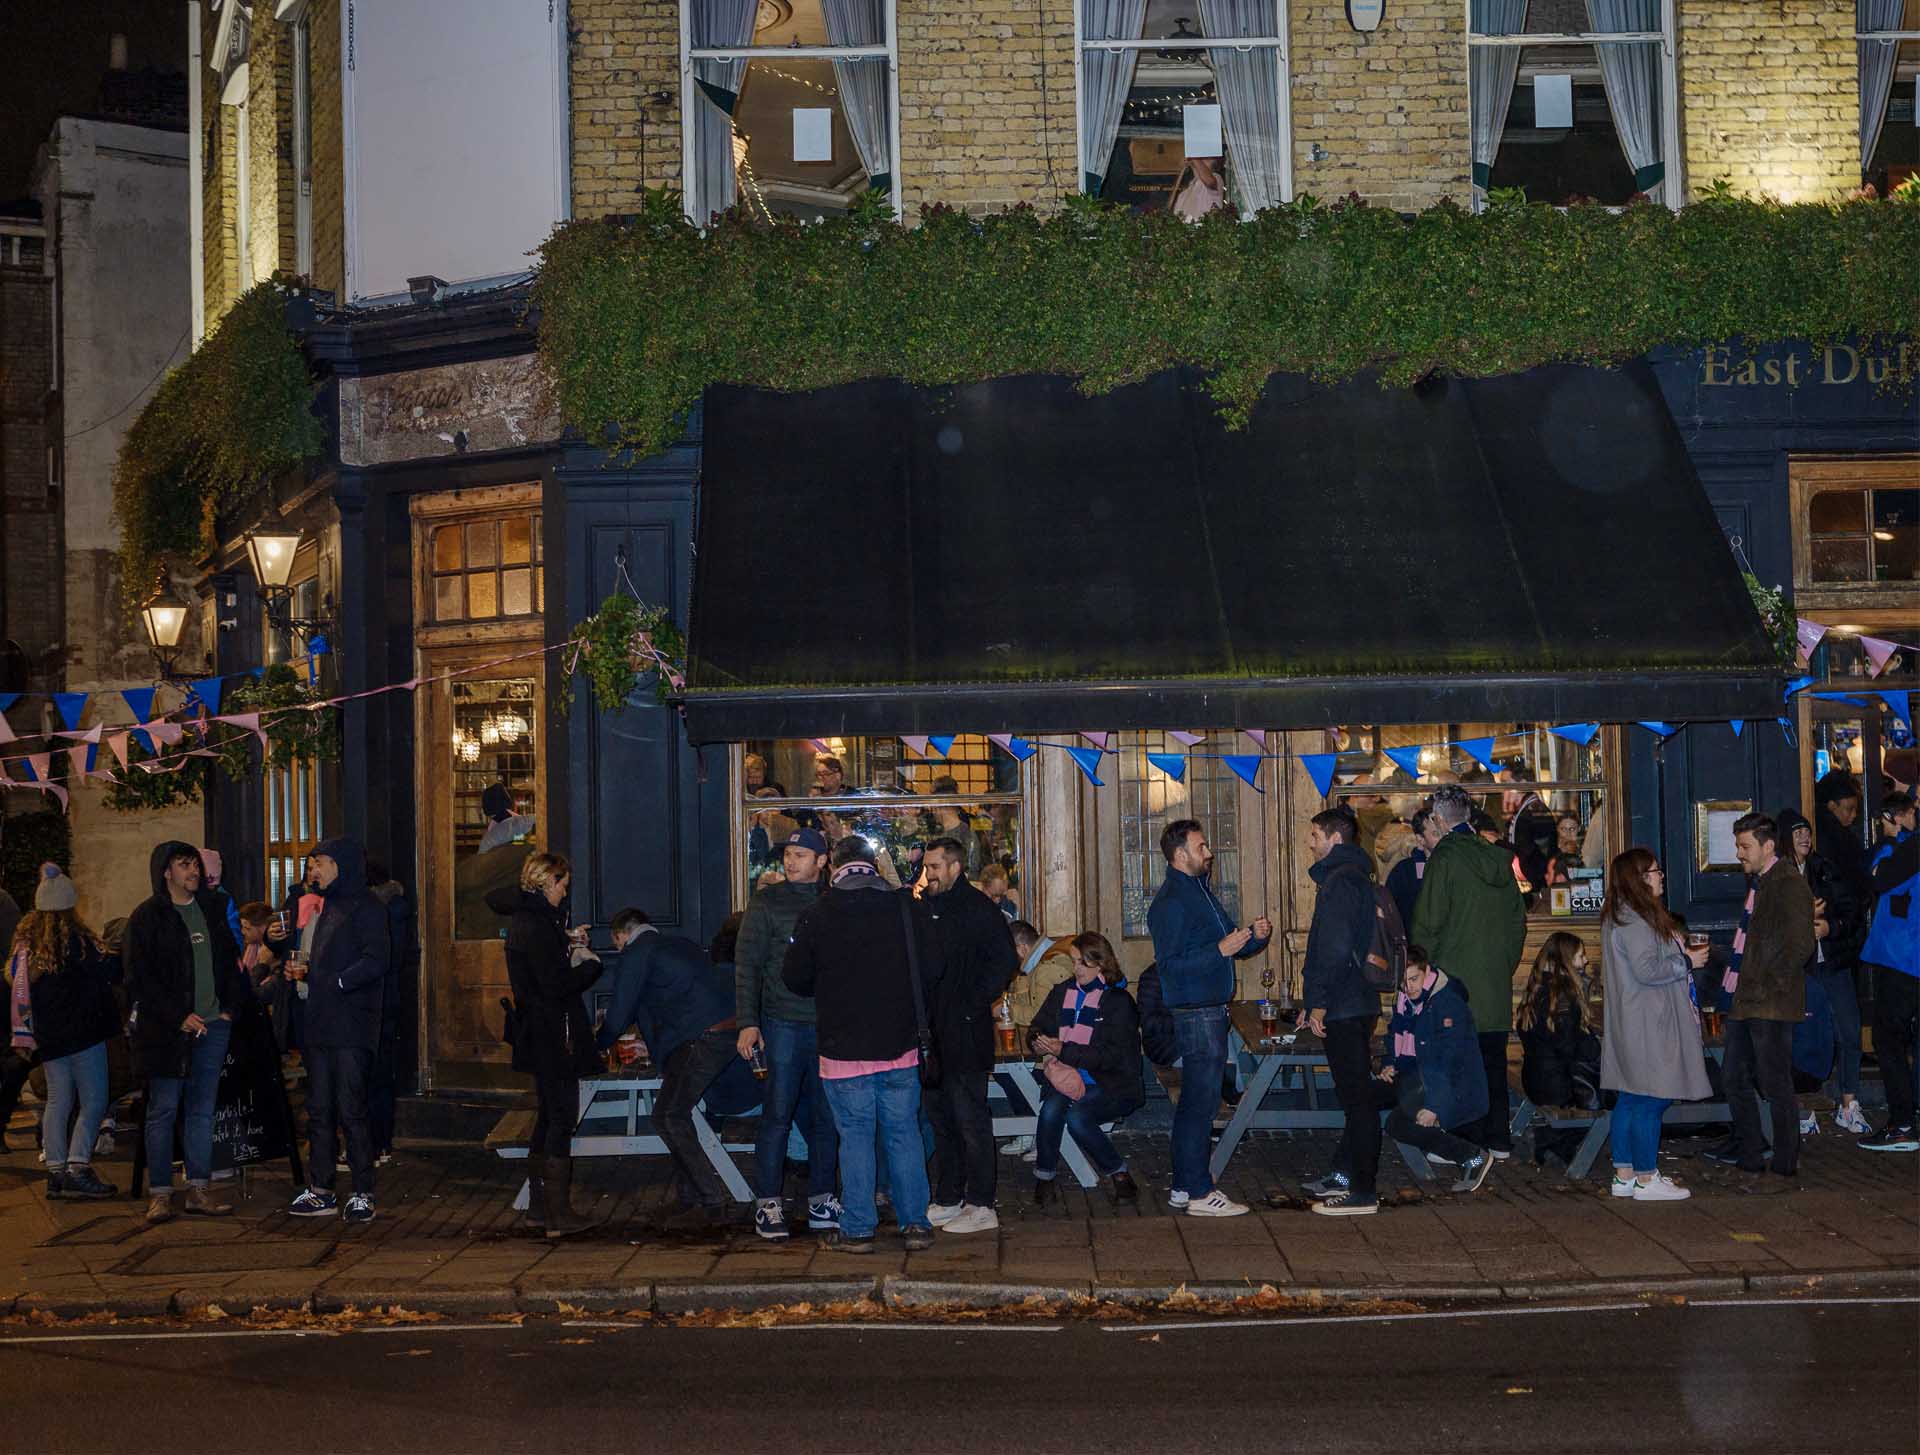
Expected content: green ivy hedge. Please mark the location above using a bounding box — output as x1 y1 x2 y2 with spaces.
532 189 1920 459
112 282 325 609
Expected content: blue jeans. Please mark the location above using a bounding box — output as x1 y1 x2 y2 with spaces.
43 1042 109 1170
1170 1005 1228 1197
145 1017 231 1189
1033 1085 1137 1179
1610 1092 1672 1174
820 1065 928 1239
755 1018 838 1201
1812 967 1863 1098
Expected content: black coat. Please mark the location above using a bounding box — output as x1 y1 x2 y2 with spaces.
491 887 603 1079
25 936 122 1061
923 878 1020 1073
1028 975 1145 1109
1518 985 1601 1109
303 837 391 1051
124 842 249 1080
1133 964 1179 1067
1776 811 1868 973
782 870 945 1064
1302 842 1381 1024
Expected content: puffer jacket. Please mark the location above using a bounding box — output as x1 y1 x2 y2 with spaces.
1387 971 1488 1131
491 886 603 1078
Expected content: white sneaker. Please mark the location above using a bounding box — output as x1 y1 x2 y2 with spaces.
1631 1174 1691 1202
1185 1190 1250 1218
1799 1112 1819 1136
1167 1190 1191 1210
1000 1135 1034 1158
926 1201 964 1227
940 1203 1000 1235
1835 1103 1871 1135
1610 1175 1637 1199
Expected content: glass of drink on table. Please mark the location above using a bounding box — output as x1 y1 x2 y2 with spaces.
995 997 1017 1055
1258 999 1279 1039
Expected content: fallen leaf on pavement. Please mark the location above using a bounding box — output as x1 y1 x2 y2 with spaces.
1505 1387 1533 1395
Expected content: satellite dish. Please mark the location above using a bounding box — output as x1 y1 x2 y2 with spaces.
1348 0 1384 31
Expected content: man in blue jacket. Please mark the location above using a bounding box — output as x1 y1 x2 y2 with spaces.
1860 793 1917 1153
286 837 390 1224
1146 817 1270 1217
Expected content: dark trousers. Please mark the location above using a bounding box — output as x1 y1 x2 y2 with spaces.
1724 1016 1799 1175
1324 1015 1381 1197
1383 1103 1482 1166
367 1022 399 1158
1873 969 1919 1131
306 1045 374 1197
0 1050 33 1142
926 1068 995 1207
530 1072 578 1159
1474 1031 1513 1152
658 1029 738 1208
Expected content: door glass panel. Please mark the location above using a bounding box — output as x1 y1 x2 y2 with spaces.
501 567 532 617
451 677 539 941
465 520 498 568
434 575 463 620
1811 537 1872 582
433 524 463 571
501 516 532 565
467 571 499 618
1808 488 1865 535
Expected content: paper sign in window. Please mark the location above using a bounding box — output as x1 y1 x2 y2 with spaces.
793 108 833 162
1183 103 1223 158
1533 74 1574 130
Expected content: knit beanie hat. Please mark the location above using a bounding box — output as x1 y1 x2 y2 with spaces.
34 862 78 913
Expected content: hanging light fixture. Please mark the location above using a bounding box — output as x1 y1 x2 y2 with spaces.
497 712 527 744
139 567 191 679
480 717 501 746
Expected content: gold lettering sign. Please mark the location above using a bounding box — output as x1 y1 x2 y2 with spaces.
1701 342 1916 388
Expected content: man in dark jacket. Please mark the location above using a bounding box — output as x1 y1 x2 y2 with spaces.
782 836 942 1253
920 835 1020 1236
124 841 249 1224
1145 818 1270 1218
286 836 390 1223
1776 807 1870 1134
1300 809 1387 1216
598 906 741 1229
1723 813 1815 1187
734 828 834 1241
1411 784 1527 1159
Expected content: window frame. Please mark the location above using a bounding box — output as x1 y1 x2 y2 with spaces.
287 1 314 277
424 510 546 629
265 752 326 907
1072 0 1294 214
1115 730 1247 941
1466 0 1681 211
679 0 904 225
1789 455 1920 609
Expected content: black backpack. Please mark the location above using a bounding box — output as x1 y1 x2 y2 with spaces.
1346 870 1408 994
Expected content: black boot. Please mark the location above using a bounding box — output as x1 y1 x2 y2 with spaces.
543 1155 602 1239
1108 1170 1139 1205
1032 1176 1058 1208
524 1156 547 1230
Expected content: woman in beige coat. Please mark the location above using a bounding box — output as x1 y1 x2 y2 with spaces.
1599 848 1712 1203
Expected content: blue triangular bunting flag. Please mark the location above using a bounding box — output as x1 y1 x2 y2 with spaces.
1730 720 1744 737
132 728 155 757
1778 717 1797 747
190 677 224 716
1300 752 1338 799
0 692 19 714
251 666 265 679
928 735 955 758
1637 721 1678 738
989 733 1038 763
1063 744 1105 786
52 692 88 731
1146 752 1187 781
1549 723 1598 747
121 687 155 725
1223 754 1265 792
1783 674 1816 700
1382 746 1423 779
1456 736 1499 772
1881 691 1914 730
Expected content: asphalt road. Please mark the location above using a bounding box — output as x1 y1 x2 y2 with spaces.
4 1298 1914 1453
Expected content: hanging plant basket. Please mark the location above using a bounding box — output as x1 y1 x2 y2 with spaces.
564 593 687 711
1744 572 1797 669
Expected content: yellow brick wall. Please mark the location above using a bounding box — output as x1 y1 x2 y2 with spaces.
570 0 686 215
1290 0 1469 211
309 0 345 296
1677 0 1860 203
245 16 294 287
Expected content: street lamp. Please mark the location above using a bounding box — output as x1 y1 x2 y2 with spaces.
243 526 335 649
139 568 190 679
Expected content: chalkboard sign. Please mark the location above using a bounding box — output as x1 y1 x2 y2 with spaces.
207 1007 294 1173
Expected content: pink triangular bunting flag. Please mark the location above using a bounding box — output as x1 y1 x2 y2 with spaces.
54 724 103 744
1081 732 1110 751
1168 730 1205 747
105 730 131 770
216 711 269 748
1243 729 1269 751
1795 617 1828 663
1861 635 1900 676
67 747 96 782
901 735 930 757
145 719 185 747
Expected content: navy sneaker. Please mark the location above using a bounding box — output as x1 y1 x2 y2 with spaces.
1301 1170 1350 1199
288 1187 338 1218
754 1199 791 1242
343 1193 375 1225
1310 1190 1379 1217
806 1194 842 1231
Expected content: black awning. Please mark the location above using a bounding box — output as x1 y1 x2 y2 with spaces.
681 363 1781 742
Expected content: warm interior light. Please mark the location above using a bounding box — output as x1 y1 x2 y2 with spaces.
1872 529 1895 542
246 529 303 591
497 713 526 744
480 718 501 745
140 570 189 652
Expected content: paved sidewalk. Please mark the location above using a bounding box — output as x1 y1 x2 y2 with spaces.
3 1111 1914 1320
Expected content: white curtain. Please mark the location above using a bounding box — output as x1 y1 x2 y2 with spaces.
1081 0 1147 194
691 0 758 219
1470 0 1528 201
1585 0 1664 202
1197 0 1286 214
822 0 892 193
1858 0 1906 174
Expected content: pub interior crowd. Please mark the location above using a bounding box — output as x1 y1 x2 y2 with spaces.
2 751 1915 1242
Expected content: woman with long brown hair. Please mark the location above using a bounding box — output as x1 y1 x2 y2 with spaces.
7 864 121 1199
1598 848 1712 1202
1025 932 1143 1206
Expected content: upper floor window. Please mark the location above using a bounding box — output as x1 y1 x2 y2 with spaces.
1808 485 1919 584
1858 4 1919 194
1077 0 1291 216
685 0 899 224
429 511 545 624
1470 0 1678 208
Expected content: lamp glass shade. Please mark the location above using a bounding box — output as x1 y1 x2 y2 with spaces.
142 598 188 650
246 530 303 590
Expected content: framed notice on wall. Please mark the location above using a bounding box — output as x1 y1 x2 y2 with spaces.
1694 800 1752 874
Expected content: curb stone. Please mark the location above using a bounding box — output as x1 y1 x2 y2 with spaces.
1745 1267 1919 1295
310 1286 520 1317
652 1278 877 1315
1503 1277 1746 1301
513 1283 656 1315
883 1277 1090 1309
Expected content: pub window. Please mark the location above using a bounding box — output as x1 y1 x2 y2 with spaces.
1858 14 1919 195
265 755 325 906
1078 0 1291 216
1320 722 1611 918
739 736 1023 902
429 512 545 624
685 0 899 225
1807 486 1919 584
1117 730 1241 939
264 568 321 667
1469 0 1677 208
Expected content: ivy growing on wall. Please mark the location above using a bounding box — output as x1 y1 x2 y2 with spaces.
112 281 325 609
532 188 1919 460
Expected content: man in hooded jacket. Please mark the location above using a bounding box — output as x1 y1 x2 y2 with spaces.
286 837 390 1223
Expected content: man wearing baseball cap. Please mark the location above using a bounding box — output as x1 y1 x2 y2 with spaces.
735 827 837 1241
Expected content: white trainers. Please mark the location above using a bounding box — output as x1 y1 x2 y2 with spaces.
1631 1174 1691 1202
926 1201 964 1227
1799 1112 1819 1137
1167 1190 1191 1210
1185 1189 1250 1218
1000 1135 1035 1158
1835 1102 1871 1135
940 1203 1000 1235
1610 1175 1638 1199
